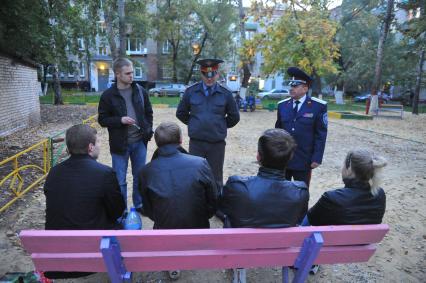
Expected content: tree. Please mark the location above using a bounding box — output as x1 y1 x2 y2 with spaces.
0 0 100 104
102 0 150 61
398 0 426 115
246 0 339 95
238 0 251 99
369 0 395 115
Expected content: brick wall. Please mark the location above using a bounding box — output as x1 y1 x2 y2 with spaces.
0 55 41 137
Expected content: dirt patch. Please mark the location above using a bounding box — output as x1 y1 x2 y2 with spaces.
1 106 425 282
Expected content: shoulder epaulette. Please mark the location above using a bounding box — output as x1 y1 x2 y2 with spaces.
311 97 327 105
278 97 291 104
186 82 201 90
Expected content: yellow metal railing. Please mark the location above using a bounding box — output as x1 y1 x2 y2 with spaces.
0 113 99 213
0 139 50 213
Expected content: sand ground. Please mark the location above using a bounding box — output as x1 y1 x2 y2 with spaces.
0 106 425 282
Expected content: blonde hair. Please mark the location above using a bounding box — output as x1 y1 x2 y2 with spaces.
342 149 387 196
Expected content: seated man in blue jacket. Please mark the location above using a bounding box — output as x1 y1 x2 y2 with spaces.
219 128 309 228
139 121 217 229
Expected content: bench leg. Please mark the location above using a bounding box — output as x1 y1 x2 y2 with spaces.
232 268 246 283
292 232 323 283
100 236 132 283
282 267 289 283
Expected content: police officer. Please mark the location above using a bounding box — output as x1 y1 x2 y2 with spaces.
176 59 240 188
275 67 327 187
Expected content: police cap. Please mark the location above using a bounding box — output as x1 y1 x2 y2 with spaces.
197 58 224 78
287 67 313 87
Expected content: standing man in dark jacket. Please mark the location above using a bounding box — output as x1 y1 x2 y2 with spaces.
275 67 328 187
44 124 125 279
139 122 217 229
219 129 309 228
176 58 240 188
98 57 153 214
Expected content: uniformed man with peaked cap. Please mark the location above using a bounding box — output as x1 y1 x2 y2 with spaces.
176 58 240 190
275 67 328 188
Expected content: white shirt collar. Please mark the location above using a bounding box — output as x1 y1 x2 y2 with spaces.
293 95 307 109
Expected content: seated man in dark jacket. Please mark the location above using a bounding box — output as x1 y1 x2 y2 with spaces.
220 128 309 228
139 121 217 229
44 124 125 279
306 149 387 225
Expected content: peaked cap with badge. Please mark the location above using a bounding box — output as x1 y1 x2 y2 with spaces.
197 58 224 78
287 67 313 87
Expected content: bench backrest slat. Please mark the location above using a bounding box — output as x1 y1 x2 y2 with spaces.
30 244 377 272
20 225 388 253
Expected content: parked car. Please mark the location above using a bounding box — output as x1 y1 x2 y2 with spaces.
354 93 390 104
148 83 187 97
257 89 290 100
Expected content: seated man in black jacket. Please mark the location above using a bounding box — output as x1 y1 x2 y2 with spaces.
220 128 309 228
44 124 125 279
139 121 217 229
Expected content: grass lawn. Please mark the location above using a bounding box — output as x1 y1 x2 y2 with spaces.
39 93 426 113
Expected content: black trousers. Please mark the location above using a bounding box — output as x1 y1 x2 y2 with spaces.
189 139 225 188
285 169 312 188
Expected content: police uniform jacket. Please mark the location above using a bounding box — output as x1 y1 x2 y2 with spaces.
176 82 240 143
139 144 217 229
98 82 153 154
275 96 327 171
219 167 309 228
307 178 386 225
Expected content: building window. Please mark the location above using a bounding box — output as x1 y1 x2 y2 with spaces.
97 21 106 34
127 38 142 54
162 40 171 54
68 62 75 77
98 46 108 56
79 62 86 77
134 66 142 78
78 38 85 50
161 66 172 80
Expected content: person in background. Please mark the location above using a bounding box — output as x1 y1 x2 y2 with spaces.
176 58 240 189
98 57 153 215
275 67 327 188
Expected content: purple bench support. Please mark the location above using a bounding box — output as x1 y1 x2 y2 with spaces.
100 236 131 283
292 232 324 283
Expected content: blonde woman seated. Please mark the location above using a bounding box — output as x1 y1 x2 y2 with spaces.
306 149 387 226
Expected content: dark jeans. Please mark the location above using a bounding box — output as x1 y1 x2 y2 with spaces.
111 140 147 210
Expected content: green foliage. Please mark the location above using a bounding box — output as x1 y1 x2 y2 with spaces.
245 0 339 77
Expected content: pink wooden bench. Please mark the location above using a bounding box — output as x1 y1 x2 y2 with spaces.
19 224 388 283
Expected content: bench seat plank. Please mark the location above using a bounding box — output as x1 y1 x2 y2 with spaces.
20 225 388 253
31 245 377 272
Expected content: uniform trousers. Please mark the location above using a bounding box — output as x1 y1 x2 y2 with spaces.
285 169 312 188
189 139 225 189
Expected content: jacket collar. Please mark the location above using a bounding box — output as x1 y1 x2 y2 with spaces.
157 144 181 157
195 81 225 96
69 154 95 160
343 178 371 190
257 166 286 180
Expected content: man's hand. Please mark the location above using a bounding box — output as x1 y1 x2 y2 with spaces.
311 162 320 169
121 116 136 125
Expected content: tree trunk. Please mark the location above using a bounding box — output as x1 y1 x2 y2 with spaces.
412 48 424 115
238 0 250 100
118 0 126 57
103 4 118 60
52 64 63 105
369 0 394 115
42 65 49 95
185 32 208 85
172 40 179 83
311 70 322 97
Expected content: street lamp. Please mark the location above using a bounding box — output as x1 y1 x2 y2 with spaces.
192 42 200 55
